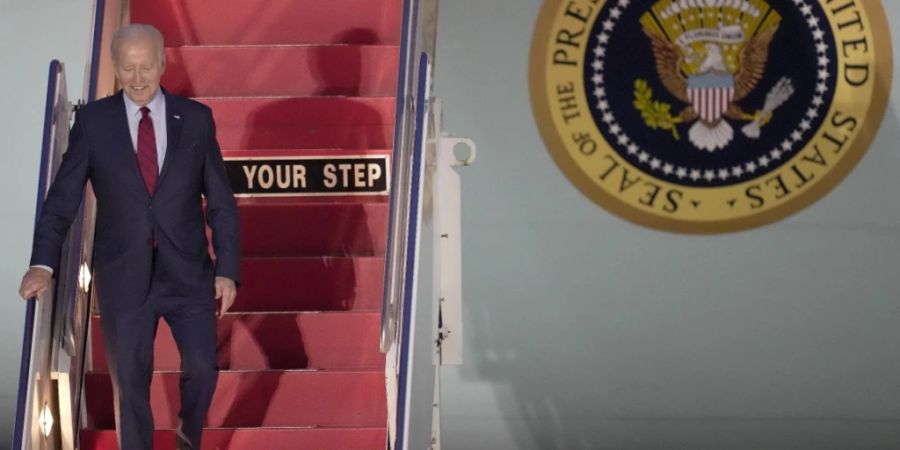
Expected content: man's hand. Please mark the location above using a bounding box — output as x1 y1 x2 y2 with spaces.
19 267 52 300
214 276 237 317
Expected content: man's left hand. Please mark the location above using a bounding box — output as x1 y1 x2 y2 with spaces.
214 276 237 317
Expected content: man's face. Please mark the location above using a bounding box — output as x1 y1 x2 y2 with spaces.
113 37 165 106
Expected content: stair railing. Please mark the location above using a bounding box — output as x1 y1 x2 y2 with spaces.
381 0 475 449
380 0 437 447
382 1 418 356
13 59 72 450
12 0 125 448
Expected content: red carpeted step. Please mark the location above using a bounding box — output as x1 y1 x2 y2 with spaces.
205 97 396 149
234 256 384 312
84 370 387 429
80 427 387 450
116 1 398 448
238 201 388 257
90 312 383 372
163 46 399 98
132 0 402 46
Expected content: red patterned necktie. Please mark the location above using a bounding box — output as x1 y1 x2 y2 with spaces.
137 106 158 195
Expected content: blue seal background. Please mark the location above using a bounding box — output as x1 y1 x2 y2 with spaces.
584 1 838 187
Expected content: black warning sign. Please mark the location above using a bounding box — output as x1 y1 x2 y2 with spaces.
225 156 389 196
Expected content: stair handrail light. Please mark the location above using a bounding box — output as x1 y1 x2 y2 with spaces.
38 403 54 438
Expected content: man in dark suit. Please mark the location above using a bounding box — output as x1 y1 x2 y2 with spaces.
18 24 239 450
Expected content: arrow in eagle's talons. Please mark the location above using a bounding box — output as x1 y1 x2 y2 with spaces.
742 77 795 139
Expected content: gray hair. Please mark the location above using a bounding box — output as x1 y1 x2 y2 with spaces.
111 24 165 65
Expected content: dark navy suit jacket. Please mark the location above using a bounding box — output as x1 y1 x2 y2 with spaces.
30 89 240 313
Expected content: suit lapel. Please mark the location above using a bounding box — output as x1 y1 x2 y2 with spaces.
157 89 183 189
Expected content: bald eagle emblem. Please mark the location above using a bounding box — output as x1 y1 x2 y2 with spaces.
635 0 795 152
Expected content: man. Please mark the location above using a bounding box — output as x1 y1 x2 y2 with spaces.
18 24 239 450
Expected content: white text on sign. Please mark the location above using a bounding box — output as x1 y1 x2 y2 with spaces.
324 163 383 189
226 157 390 196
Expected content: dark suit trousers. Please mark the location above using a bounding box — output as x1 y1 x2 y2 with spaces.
98 249 218 450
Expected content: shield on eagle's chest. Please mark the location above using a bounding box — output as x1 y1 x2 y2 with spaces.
687 73 735 124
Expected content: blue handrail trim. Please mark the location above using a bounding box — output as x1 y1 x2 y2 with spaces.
395 51 429 450
12 59 61 450
87 0 106 101
381 0 416 331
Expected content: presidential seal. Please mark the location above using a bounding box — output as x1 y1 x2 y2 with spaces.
531 0 892 233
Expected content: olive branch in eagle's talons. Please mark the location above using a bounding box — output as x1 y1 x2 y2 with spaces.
633 79 684 141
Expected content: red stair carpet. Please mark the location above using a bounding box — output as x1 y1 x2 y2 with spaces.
80 1 400 448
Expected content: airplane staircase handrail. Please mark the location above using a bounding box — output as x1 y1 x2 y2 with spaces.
381 0 441 448
12 58 65 450
12 0 109 447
